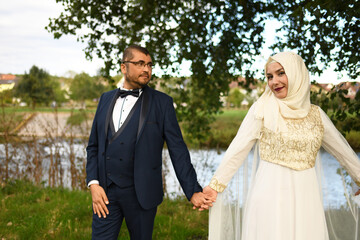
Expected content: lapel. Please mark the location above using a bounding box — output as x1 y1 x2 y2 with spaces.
109 94 143 143
104 89 119 138
136 85 152 143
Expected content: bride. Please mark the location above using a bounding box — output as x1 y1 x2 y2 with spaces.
202 52 360 240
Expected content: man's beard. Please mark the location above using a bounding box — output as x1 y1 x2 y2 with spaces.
125 73 150 88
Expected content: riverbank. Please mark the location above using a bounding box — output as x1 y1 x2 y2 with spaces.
2 107 360 150
0 180 208 240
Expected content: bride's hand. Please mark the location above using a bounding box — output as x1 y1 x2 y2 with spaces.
203 185 218 202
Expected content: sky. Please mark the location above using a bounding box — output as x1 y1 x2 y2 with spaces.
0 0 356 84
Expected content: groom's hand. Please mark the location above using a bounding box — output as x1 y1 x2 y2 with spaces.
90 184 109 218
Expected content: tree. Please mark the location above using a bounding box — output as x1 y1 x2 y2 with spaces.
14 66 55 109
47 0 359 140
47 0 267 140
227 88 245 108
70 72 109 106
268 0 359 79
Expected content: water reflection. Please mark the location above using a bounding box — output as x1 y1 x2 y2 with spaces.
1 140 359 208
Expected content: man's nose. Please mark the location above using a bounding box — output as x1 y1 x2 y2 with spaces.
143 65 151 72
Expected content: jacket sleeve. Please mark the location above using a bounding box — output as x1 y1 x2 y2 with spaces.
163 97 202 200
86 94 104 185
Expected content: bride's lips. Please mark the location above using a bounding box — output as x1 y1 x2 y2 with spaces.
274 86 284 92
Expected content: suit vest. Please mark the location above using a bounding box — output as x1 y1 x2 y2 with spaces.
105 97 142 187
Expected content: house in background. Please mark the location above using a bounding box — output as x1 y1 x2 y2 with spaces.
311 82 360 99
0 74 19 92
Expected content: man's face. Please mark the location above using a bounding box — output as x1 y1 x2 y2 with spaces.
121 50 152 89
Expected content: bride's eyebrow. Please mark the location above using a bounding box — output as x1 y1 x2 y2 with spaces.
275 68 285 73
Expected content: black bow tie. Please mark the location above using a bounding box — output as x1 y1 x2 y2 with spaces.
118 89 140 98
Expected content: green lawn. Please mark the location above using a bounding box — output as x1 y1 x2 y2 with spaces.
0 180 208 240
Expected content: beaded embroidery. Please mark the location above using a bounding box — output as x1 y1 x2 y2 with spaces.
259 105 324 171
209 178 227 192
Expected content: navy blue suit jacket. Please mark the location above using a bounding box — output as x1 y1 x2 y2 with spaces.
86 86 202 209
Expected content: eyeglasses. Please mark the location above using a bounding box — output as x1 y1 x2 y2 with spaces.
122 61 154 69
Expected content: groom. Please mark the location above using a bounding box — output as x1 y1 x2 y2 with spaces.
86 44 209 239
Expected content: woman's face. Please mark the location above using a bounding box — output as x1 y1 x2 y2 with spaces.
266 62 288 99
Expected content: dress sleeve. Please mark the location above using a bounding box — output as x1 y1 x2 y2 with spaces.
319 107 360 184
209 103 262 192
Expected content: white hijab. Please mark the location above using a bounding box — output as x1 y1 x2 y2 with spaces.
255 51 311 132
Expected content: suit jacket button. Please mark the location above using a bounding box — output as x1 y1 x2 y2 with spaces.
106 157 110 160
107 173 110 176
102 152 105 156
119 158 123 161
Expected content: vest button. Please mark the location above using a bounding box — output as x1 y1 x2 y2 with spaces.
119 158 123 161
107 173 110 176
106 157 110 160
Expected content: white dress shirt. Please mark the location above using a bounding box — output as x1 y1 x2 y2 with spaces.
88 86 143 187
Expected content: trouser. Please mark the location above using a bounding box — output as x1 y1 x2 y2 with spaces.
92 183 157 240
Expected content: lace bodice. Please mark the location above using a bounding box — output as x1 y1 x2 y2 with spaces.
209 103 360 193
259 105 324 170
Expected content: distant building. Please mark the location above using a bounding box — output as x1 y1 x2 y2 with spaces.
311 82 360 99
0 74 19 92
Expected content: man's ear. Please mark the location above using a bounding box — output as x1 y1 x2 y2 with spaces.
120 63 126 75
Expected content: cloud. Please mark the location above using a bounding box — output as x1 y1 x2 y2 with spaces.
0 0 103 76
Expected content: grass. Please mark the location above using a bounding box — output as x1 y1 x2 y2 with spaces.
1 181 358 240
1 106 96 113
0 180 208 240
200 108 247 149
0 112 25 133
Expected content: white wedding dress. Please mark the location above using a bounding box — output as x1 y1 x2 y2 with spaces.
208 103 360 240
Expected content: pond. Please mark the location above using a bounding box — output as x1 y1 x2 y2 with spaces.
1 141 359 208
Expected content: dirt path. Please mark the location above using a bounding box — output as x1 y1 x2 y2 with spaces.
16 112 92 138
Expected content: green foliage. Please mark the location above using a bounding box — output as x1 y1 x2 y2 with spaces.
201 109 247 149
14 66 57 108
227 88 245 108
50 77 68 105
70 73 110 103
268 0 359 79
66 111 89 126
311 83 360 135
47 0 267 140
46 0 360 140
0 89 13 105
0 180 208 239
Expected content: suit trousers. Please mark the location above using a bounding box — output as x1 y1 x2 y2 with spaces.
92 183 157 240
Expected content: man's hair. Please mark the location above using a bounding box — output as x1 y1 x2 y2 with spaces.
122 44 150 62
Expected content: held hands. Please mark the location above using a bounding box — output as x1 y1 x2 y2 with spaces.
190 186 218 211
90 184 109 218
